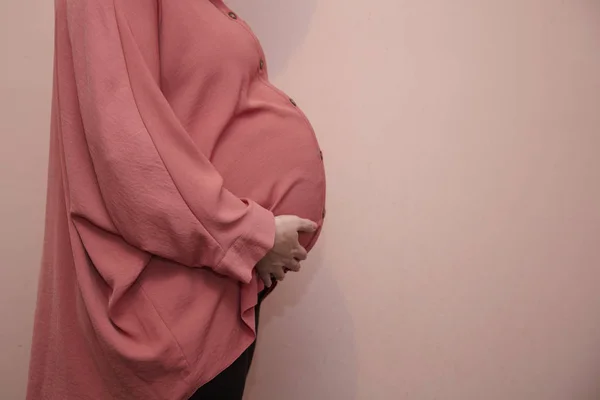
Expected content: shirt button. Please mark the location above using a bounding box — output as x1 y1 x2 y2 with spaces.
322 209 326 219
259 59 265 70
319 150 323 160
289 98 297 107
228 11 237 19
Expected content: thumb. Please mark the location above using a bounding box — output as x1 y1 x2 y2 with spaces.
295 217 318 233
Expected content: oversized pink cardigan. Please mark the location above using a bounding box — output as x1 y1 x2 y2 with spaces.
27 0 326 399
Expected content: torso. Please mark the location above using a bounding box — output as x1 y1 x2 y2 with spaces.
160 0 326 249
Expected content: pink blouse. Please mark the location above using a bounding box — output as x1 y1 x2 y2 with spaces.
27 0 326 399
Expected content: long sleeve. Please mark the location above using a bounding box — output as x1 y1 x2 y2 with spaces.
63 0 274 283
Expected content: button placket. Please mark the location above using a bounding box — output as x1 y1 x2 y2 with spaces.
215 2 326 231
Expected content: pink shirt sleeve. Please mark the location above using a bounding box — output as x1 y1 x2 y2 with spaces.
65 0 274 283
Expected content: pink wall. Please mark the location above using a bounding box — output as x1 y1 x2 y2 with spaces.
2 1 600 399
0 0 54 399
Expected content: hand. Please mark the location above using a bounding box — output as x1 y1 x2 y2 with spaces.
256 215 317 287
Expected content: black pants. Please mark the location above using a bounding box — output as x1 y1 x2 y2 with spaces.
188 302 262 400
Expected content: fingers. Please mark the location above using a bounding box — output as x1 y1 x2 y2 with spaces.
259 271 273 288
293 246 308 261
295 217 318 233
270 268 286 281
285 259 301 272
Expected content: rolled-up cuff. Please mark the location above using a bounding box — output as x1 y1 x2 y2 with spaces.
215 202 275 283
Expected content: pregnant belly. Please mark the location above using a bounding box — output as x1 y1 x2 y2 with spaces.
211 101 326 250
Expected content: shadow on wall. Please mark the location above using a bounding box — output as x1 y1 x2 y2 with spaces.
246 237 358 400
226 0 315 78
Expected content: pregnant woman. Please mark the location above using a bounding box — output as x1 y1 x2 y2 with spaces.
26 0 326 399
